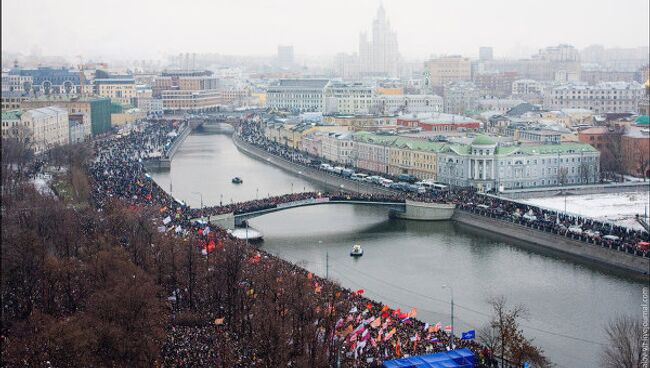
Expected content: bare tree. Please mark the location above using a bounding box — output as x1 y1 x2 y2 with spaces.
487 295 551 367
600 315 645 368
557 167 569 186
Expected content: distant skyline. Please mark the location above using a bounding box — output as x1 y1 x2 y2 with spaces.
2 0 649 61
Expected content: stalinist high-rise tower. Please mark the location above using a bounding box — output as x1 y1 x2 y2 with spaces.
359 3 400 78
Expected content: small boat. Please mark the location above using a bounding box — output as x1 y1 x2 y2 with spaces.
232 177 243 184
350 244 363 257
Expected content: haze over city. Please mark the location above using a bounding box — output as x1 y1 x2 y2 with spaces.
2 0 649 367
2 0 649 60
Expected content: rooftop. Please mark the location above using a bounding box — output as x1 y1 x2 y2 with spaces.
472 135 496 145
1 110 21 121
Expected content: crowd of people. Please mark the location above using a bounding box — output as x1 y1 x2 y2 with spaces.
237 119 650 259
87 119 503 366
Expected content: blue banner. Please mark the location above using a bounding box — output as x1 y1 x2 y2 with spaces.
461 330 475 340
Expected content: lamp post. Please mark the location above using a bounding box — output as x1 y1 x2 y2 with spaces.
442 284 454 349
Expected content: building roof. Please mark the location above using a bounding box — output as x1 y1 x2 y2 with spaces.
579 126 609 135
353 132 446 152
275 79 329 88
471 135 496 145
635 115 649 126
1 110 21 121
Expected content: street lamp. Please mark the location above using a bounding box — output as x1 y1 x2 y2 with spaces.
442 284 454 349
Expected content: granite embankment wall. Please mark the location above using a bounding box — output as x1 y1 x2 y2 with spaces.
143 123 191 170
232 135 397 196
453 210 650 278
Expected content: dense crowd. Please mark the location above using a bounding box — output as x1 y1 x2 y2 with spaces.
87 119 501 366
237 120 650 259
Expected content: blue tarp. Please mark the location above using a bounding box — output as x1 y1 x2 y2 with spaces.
382 348 475 368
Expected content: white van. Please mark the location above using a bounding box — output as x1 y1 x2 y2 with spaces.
380 178 394 187
351 173 369 181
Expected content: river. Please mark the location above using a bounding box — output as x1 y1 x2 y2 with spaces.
151 131 646 368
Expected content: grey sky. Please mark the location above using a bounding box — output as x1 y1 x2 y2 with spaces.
2 0 648 60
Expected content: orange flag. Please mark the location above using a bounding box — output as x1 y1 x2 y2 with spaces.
366 303 373 310
380 305 389 313
407 308 417 318
337 324 354 337
384 327 397 341
370 317 382 329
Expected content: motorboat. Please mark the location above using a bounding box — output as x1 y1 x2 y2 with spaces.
350 244 363 257
232 177 243 184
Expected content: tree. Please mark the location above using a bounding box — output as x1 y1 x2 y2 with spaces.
557 166 569 186
600 315 645 368
486 296 550 367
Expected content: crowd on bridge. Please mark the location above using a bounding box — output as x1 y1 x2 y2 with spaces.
87 119 502 366
237 120 650 259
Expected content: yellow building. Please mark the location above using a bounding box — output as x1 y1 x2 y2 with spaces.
388 139 444 180
376 87 403 95
265 123 351 149
322 115 393 130
110 108 145 126
95 78 136 105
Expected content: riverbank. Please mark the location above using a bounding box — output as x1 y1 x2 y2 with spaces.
232 134 397 196
233 133 649 279
453 210 649 279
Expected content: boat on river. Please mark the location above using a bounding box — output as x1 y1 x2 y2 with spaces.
350 244 363 257
232 177 243 184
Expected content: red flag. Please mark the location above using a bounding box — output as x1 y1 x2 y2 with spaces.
444 325 452 332
395 337 402 357
198 228 204 236
205 239 216 253
355 289 365 295
366 303 373 310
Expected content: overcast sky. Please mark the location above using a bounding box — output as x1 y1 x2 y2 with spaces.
2 0 648 60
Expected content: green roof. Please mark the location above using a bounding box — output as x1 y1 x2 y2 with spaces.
635 115 649 126
472 135 496 145
517 143 598 155
353 132 446 152
1 110 21 121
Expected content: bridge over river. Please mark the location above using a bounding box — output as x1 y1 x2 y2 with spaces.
192 196 456 229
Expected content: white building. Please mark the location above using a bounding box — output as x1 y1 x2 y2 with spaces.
478 97 526 113
358 4 400 78
373 94 443 114
266 79 330 112
323 82 374 114
3 107 70 154
545 81 645 114
443 81 479 114
436 135 600 191
320 132 356 166
136 97 164 114
512 79 544 96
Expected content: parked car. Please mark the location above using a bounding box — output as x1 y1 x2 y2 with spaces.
351 173 369 181
320 163 333 171
333 166 345 174
341 168 355 177
380 178 394 187
398 174 417 183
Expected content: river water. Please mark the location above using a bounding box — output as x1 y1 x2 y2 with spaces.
151 131 646 368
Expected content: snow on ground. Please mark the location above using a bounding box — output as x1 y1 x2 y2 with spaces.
31 174 55 197
523 190 650 230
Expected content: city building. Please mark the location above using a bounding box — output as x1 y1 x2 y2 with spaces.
320 132 356 166
358 4 400 78
6 66 81 95
545 81 645 114
2 107 69 154
443 81 479 114
21 95 112 137
436 136 600 191
1 91 27 110
622 117 649 177
479 47 494 61
511 79 544 97
95 77 136 105
322 114 394 130
136 97 164 115
353 132 444 180
155 70 222 112
373 94 443 115
322 82 374 114
477 98 527 113
473 71 518 97
425 56 472 89
277 45 294 69
396 112 481 132
266 79 329 112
